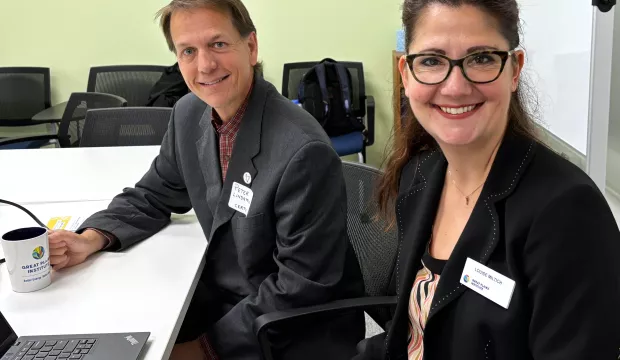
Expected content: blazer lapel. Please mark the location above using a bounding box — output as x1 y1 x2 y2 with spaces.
385 149 446 354
426 133 537 321
208 77 268 240
395 150 446 298
196 107 223 215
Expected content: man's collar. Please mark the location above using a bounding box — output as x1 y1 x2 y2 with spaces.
211 78 255 130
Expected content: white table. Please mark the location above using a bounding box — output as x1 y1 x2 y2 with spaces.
0 201 207 360
0 146 160 204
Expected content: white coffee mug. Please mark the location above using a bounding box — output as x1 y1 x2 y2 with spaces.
1 227 51 293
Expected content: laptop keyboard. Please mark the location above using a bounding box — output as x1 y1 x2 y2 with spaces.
2 338 97 360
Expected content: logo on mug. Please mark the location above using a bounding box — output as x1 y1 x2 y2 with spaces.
32 246 45 260
463 275 470 283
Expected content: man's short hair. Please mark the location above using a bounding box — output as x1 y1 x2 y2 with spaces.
156 0 263 75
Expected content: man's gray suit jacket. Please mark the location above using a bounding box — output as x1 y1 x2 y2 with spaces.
79 76 365 359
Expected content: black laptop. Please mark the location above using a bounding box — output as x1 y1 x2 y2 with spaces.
0 310 149 360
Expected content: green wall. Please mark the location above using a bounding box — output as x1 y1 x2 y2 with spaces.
0 0 402 166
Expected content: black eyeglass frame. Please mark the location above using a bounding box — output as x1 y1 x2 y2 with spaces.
405 50 515 85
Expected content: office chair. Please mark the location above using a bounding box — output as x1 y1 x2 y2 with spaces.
0 92 127 149
0 67 53 149
0 67 51 127
87 65 167 106
254 161 398 360
282 61 375 163
79 107 171 147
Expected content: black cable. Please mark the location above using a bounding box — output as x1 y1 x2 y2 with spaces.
0 199 49 229
0 199 50 265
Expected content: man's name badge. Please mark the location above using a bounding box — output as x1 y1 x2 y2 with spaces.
229 182 253 216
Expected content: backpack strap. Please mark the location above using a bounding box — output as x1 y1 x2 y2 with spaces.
314 63 330 121
332 63 353 117
319 58 353 116
297 77 306 101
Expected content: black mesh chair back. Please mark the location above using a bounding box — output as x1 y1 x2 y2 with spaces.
344 161 398 325
0 67 51 126
250 163 396 359
79 107 171 147
57 92 127 147
87 65 167 106
282 61 367 118
342 162 398 297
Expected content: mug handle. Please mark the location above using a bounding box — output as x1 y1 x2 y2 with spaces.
2 245 18 275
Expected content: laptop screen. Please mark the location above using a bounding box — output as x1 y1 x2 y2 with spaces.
0 310 17 356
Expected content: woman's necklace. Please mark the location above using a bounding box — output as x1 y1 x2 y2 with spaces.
447 140 501 206
447 170 484 206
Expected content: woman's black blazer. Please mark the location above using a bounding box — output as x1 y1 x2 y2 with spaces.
355 132 620 360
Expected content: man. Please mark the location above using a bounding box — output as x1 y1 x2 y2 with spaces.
48 0 365 359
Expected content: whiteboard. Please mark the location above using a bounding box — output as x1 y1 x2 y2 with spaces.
519 0 594 154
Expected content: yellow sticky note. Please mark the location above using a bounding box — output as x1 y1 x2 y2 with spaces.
48 216 72 230
47 216 85 231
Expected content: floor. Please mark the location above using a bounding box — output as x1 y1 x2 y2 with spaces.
365 313 383 338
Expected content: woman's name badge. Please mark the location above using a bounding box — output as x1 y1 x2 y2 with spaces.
460 258 515 309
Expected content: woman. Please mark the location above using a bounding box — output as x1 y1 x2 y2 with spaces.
355 0 620 359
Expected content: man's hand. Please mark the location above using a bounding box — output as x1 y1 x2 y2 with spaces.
48 229 108 270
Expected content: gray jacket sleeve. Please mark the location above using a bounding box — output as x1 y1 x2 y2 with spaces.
208 141 353 358
78 107 192 250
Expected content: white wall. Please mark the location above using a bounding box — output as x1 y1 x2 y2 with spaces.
609 4 620 139
519 0 593 154
606 4 620 196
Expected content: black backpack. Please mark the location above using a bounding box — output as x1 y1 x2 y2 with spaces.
298 58 365 137
145 63 189 107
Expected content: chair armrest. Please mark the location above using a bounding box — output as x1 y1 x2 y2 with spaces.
0 119 59 127
364 96 375 146
0 134 59 148
254 296 396 360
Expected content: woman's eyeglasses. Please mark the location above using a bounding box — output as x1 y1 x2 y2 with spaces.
405 50 515 85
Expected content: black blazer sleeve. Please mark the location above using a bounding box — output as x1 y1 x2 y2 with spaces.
78 105 192 249
352 261 399 360
352 330 389 360
525 184 620 359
